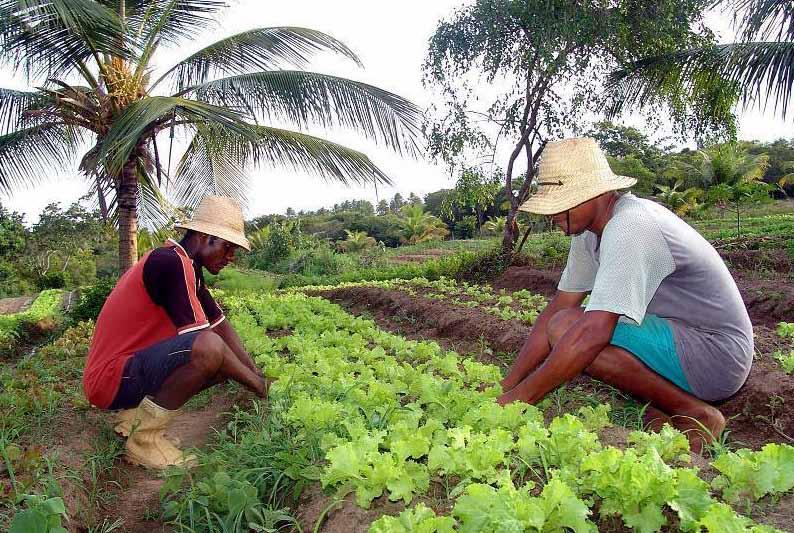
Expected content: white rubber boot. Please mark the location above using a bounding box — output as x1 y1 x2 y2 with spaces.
124 397 195 470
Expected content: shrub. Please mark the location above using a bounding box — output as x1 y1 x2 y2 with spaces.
69 278 116 323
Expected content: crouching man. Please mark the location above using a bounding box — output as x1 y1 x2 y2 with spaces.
499 138 753 452
83 196 268 469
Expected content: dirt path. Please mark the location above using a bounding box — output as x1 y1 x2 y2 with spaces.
0 295 35 315
320 286 794 451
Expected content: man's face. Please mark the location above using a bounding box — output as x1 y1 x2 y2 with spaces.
201 236 238 274
550 200 596 236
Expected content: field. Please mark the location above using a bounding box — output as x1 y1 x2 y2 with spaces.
1 213 793 532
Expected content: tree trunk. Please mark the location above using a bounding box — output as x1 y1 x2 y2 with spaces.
117 158 139 273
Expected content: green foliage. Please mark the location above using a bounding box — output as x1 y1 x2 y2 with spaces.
399 205 449 244
68 279 115 324
9 495 67 533
712 443 794 503
370 503 455 532
162 292 785 533
0 290 64 354
452 480 595 532
337 230 378 253
204 268 278 294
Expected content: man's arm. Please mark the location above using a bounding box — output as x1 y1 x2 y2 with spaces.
501 290 587 392
212 319 261 375
499 310 619 405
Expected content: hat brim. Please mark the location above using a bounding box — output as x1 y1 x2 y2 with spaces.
518 174 637 215
175 221 251 251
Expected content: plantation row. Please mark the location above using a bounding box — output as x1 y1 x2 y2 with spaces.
0 290 64 354
294 277 548 325
164 292 792 532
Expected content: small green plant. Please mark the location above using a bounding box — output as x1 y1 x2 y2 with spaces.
9 494 68 533
772 350 794 374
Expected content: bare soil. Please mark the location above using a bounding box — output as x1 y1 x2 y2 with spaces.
0 295 34 315
48 391 241 532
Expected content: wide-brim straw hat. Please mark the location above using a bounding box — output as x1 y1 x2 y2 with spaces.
519 137 636 215
174 195 251 251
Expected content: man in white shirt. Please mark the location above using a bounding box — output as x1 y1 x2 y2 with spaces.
499 138 753 452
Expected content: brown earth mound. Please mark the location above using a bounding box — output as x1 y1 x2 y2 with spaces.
321 286 794 451
318 286 530 358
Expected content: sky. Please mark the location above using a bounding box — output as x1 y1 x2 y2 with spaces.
2 0 791 224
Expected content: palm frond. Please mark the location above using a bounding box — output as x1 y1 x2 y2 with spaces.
733 0 794 42
188 70 423 156
0 87 49 133
98 95 252 175
172 124 391 208
171 124 249 209
0 121 82 192
153 27 362 91
607 42 794 118
0 0 129 79
100 0 227 46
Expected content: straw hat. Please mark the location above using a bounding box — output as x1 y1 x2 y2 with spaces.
174 196 251 251
519 137 636 215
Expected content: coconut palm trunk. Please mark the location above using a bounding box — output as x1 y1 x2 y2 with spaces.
118 157 139 271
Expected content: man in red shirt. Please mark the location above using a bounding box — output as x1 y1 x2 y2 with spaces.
84 196 267 469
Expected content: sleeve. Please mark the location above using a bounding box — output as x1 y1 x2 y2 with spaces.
197 272 225 327
585 214 675 324
557 233 598 293
142 249 209 334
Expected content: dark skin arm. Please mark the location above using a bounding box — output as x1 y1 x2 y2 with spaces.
212 319 261 376
501 290 587 391
498 309 620 405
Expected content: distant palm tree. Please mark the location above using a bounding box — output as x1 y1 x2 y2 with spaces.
337 230 376 253
0 1 421 271
691 143 769 187
608 0 794 119
399 204 449 244
654 180 704 216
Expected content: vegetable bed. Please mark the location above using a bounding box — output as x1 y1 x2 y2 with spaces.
163 292 792 532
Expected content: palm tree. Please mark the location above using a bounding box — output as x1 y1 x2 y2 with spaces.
0 1 422 272
399 204 449 244
654 180 704 216
607 0 794 119
669 142 770 188
336 230 376 253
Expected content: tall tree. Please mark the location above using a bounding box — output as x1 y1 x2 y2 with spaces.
0 0 421 272
424 0 733 252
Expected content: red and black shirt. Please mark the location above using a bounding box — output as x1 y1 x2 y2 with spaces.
83 239 224 408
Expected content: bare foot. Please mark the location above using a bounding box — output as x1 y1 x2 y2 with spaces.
670 405 726 454
643 406 672 433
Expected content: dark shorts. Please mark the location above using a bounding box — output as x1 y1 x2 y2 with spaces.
108 331 201 410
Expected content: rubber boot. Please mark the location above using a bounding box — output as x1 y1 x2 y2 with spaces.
115 407 181 446
124 397 196 469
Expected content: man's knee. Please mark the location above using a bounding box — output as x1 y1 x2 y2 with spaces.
546 307 584 346
191 330 227 374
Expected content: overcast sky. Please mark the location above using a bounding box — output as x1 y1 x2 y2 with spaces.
2 0 791 224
